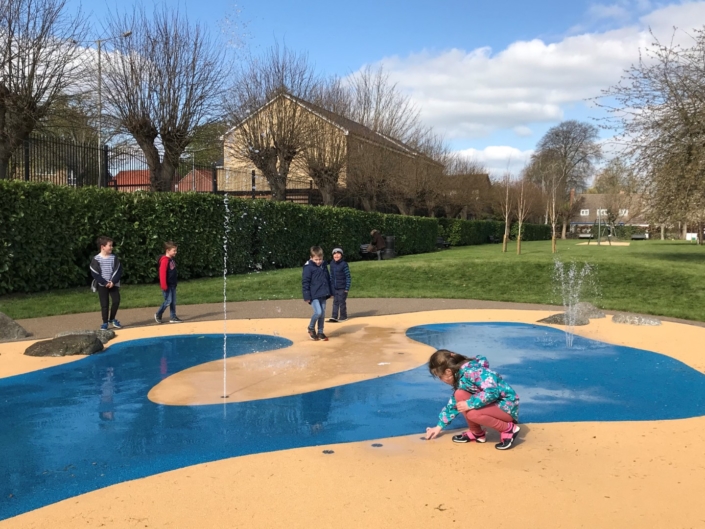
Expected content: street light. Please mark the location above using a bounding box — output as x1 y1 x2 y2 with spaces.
96 30 132 187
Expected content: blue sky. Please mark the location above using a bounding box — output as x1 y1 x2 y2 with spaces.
71 0 705 174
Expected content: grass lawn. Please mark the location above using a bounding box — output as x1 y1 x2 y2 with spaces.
1 239 704 321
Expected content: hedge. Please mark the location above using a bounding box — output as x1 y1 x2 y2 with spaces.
0 181 552 295
0 181 439 294
438 218 551 246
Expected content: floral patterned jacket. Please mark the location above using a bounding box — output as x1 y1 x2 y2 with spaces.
436 355 519 429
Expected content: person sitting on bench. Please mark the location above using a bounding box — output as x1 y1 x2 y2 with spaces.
368 229 386 260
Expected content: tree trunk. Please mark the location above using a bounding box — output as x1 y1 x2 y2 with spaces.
517 235 522 255
552 235 557 253
360 197 374 212
699 222 703 246
270 175 287 201
318 183 336 206
682 222 688 240
561 220 567 239
0 156 10 180
502 234 508 253
661 224 665 240
461 206 468 220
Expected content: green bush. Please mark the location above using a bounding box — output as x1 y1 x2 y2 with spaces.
437 219 503 245
0 182 442 294
511 222 552 241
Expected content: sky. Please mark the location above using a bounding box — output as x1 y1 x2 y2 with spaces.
70 0 705 175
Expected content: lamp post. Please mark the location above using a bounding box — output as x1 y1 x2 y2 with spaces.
96 30 132 187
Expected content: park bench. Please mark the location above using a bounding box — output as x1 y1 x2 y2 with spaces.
578 233 594 239
488 235 502 244
359 243 380 260
631 233 648 240
436 237 451 249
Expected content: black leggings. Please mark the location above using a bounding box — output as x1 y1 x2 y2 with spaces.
97 286 121 323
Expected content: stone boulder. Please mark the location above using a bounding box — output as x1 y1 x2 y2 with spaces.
574 302 606 320
612 313 662 326
24 335 104 357
55 329 116 344
0 312 30 342
537 313 590 326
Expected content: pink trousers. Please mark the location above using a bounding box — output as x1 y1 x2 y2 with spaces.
455 389 514 436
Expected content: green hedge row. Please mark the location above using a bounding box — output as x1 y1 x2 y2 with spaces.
438 218 551 246
0 181 551 295
0 182 438 294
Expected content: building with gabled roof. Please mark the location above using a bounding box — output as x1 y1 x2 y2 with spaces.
221 92 443 203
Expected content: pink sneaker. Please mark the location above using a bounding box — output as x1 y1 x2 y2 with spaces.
495 424 520 450
452 430 487 443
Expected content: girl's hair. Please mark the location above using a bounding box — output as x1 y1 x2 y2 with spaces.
428 349 471 387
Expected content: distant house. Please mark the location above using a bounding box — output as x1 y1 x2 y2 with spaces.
441 173 492 219
221 92 443 204
570 193 648 234
110 170 151 192
175 169 213 192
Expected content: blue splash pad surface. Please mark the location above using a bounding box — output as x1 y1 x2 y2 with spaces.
1 323 704 520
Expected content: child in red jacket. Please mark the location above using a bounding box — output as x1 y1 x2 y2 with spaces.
154 241 183 324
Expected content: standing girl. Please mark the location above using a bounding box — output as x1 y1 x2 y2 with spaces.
425 349 521 450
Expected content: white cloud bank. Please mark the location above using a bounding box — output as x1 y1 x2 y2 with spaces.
372 1 705 174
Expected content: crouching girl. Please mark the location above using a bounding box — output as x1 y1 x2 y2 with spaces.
425 349 521 450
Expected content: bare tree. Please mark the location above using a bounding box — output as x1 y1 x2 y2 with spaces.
493 172 514 252
101 5 225 191
347 65 422 141
440 154 490 219
530 120 601 250
514 177 542 254
225 44 319 200
599 28 705 244
0 0 87 179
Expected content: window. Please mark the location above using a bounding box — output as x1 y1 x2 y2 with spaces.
580 209 589 216
619 209 628 217
597 209 607 216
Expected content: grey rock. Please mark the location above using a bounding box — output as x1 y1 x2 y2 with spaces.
55 329 116 344
0 311 30 342
573 302 606 319
612 313 661 326
537 313 591 326
24 335 104 357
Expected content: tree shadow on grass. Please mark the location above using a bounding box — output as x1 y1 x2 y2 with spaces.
637 252 705 264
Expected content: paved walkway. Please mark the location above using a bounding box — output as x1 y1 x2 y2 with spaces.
14 298 704 340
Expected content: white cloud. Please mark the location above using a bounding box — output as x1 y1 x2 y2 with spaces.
456 146 534 177
372 1 705 143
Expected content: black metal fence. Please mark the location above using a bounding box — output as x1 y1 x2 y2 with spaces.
6 135 323 205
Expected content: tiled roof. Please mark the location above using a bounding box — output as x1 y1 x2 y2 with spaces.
225 93 443 167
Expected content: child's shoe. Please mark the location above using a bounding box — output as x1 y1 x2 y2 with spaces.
337 317 348 322
317 333 329 341
110 320 122 329
154 313 163 324
495 423 521 450
169 316 183 324
327 318 338 323
100 322 109 331
308 328 319 341
452 431 486 443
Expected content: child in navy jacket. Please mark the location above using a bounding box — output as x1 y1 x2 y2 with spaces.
302 246 332 341
328 247 351 322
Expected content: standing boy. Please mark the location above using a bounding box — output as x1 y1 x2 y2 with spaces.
302 246 332 341
90 236 123 330
328 247 351 323
155 241 183 324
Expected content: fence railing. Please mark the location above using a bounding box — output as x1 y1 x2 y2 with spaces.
6 136 322 204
